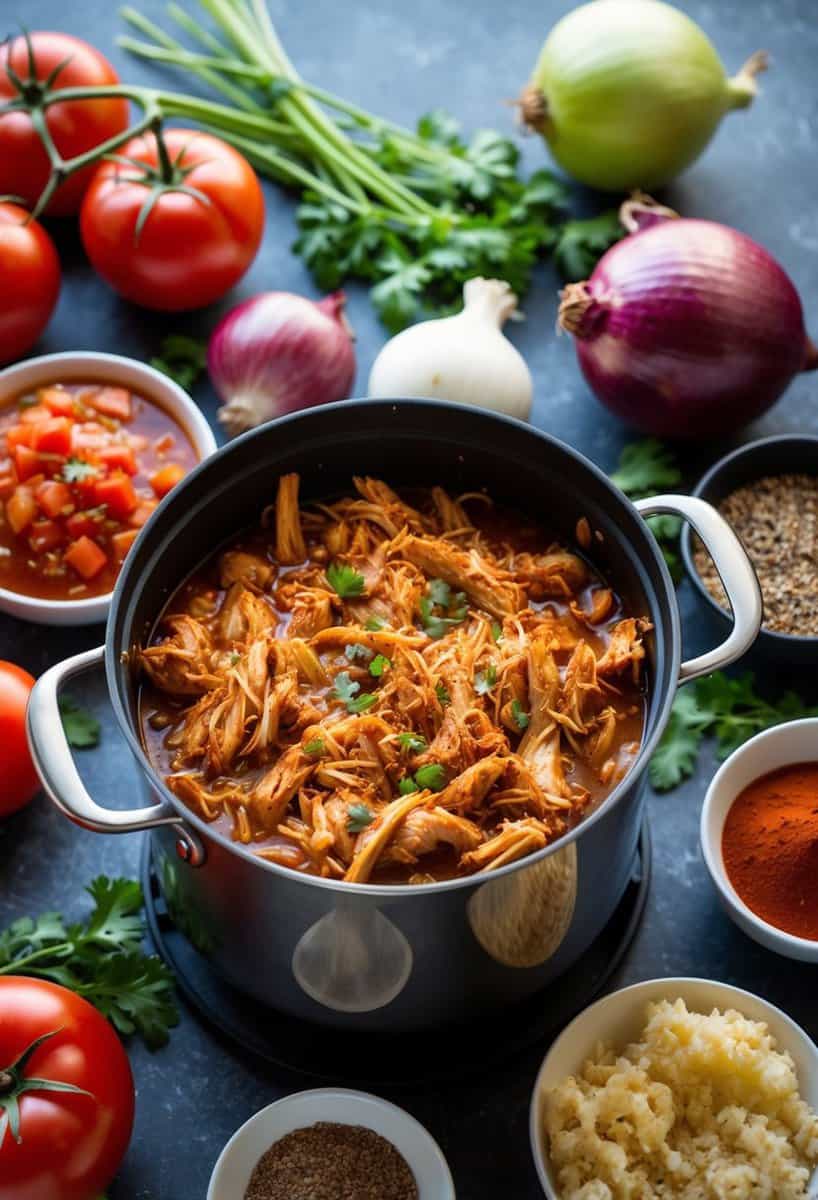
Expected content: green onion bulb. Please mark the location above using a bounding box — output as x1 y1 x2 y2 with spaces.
520 0 766 191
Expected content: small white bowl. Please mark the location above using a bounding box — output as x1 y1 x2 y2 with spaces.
530 977 818 1198
701 718 818 963
0 351 217 625
207 1087 455 1200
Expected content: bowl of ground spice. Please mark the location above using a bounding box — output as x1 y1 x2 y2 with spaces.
681 435 818 662
207 1088 455 1200
701 716 818 963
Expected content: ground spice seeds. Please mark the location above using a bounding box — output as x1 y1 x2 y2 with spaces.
693 473 818 635
244 1121 419 1200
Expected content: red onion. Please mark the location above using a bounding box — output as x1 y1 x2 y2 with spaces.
208 291 356 435
559 196 817 438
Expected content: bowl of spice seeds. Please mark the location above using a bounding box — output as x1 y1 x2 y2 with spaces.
207 1088 455 1200
681 435 818 663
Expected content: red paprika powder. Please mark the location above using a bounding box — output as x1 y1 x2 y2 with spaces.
722 762 818 940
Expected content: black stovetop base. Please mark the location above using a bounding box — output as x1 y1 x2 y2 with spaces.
141 820 651 1088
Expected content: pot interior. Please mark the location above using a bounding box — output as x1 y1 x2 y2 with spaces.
107 400 679 853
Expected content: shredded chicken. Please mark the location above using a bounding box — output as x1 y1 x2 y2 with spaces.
140 477 649 884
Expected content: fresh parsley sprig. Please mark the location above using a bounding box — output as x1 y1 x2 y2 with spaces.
149 335 208 392
332 670 377 714
650 673 818 791
0 878 178 1048
610 439 684 581
420 578 468 639
327 562 366 599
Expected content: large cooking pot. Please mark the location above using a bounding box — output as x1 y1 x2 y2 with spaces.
27 400 761 1032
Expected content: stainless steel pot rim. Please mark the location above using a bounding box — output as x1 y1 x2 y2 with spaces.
681 433 818 646
100 399 683 896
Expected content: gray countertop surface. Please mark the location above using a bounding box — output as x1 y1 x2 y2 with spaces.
2 0 818 1196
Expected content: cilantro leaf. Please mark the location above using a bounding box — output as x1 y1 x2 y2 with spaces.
414 763 447 792
332 670 377 714
399 777 420 795
327 561 365 598
62 458 100 484
398 732 427 753
491 622 503 644
347 803 375 833
511 699 530 731
474 664 497 695
0 877 177 1048
554 211 623 282
428 578 451 607
345 642 372 663
435 681 451 707
364 616 386 631
304 737 325 757
149 335 207 392
611 439 682 498
369 654 390 677
650 674 818 791
58 696 100 749
420 581 468 639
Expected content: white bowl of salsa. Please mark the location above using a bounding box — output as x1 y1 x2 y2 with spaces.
0 351 217 625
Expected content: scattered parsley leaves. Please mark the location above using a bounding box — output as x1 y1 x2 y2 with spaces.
62 457 99 484
304 737 326 757
346 803 375 833
59 696 100 749
149 335 208 392
435 681 451 707
398 777 420 795
345 642 372 663
369 654 390 677
365 616 386 631
414 763 447 792
491 622 503 644
420 579 468 639
0 877 177 1048
474 664 497 695
398 732 427 753
511 699 530 731
327 561 366 598
332 671 377 714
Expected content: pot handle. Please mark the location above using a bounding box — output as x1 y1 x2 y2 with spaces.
635 494 762 684
27 645 204 864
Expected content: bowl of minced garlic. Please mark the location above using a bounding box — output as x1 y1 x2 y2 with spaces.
681 434 818 662
529 977 818 1200
207 1088 454 1200
702 715 818 962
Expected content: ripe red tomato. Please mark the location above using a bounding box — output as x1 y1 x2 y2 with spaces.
80 128 265 311
0 33 129 217
0 977 134 1200
0 203 61 365
0 661 40 815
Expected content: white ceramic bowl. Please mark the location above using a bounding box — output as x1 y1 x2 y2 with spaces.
701 717 818 963
207 1087 455 1200
530 977 818 1198
0 351 217 625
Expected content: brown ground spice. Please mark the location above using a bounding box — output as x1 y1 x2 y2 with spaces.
693 474 818 635
244 1121 419 1200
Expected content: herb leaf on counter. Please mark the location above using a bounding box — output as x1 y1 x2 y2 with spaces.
58 696 100 749
149 335 207 392
554 211 624 281
0 877 177 1048
610 439 683 581
650 674 818 791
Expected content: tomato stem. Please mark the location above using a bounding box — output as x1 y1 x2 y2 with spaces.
0 1072 13 1097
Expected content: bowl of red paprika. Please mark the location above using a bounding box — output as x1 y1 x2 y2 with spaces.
701 718 818 963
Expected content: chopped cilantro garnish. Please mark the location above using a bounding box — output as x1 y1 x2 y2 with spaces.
491 622 503 643
304 737 325 757
419 580 468 639
474 664 497 695
398 777 419 795
435 681 451 707
398 732 427 753
332 671 377 714
369 654 390 677
229 652 241 666
347 803 375 833
428 577 451 607
364 616 386 631
327 561 365 598
345 642 372 663
62 457 100 484
414 763 447 792
511 699 530 731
